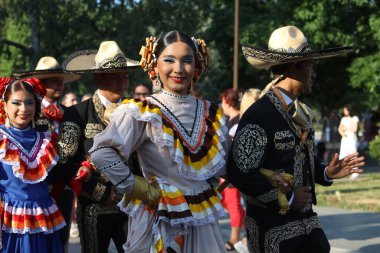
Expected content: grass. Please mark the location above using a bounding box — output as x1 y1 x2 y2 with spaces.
316 173 380 212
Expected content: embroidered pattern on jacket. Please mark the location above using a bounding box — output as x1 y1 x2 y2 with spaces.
266 91 300 137
35 114 52 130
256 188 278 203
233 124 267 173
274 130 295 150
84 204 120 253
293 145 304 188
85 123 104 139
245 216 260 253
58 121 81 163
264 216 321 253
92 93 107 125
92 183 107 202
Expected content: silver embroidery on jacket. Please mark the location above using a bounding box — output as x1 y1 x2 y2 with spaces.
274 130 295 150
233 124 267 173
264 216 321 253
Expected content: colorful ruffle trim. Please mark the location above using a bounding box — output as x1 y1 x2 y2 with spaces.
118 178 225 252
111 99 228 181
0 130 58 184
118 178 226 227
1 194 66 234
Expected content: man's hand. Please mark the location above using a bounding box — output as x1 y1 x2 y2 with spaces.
75 166 92 182
290 186 312 211
270 173 292 193
326 152 365 179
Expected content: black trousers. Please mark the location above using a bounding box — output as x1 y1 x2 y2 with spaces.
278 228 330 253
97 212 128 253
245 206 330 253
246 225 330 253
78 202 128 253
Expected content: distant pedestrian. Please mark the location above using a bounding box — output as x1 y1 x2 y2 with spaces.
61 91 78 107
338 105 360 178
133 83 151 101
240 88 261 119
220 88 245 252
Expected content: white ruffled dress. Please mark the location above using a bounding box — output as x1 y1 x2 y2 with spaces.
90 91 230 253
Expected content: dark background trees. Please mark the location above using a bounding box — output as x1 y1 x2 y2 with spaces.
0 0 379 113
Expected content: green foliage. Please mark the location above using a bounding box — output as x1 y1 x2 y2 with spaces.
0 0 379 106
369 135 380 162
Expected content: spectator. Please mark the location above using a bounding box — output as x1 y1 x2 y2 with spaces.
61 91 78 107
240 88 261 119
133 83 151 100
219 88 246 252
338 105 360 179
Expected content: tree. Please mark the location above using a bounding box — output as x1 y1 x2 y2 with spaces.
0 0 379 111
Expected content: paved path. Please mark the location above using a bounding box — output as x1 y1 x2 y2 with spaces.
68 205 380 253
315 206 380 253
69 164 380 252
217 206 380 253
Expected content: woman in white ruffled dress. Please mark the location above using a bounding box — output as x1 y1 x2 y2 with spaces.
339 105 359 178
89 31 229 253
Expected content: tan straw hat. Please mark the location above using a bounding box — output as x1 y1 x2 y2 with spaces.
12 56 81 84
62 41 140 74
241 26 353 69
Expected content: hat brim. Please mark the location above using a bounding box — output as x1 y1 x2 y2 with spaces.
62 50 141 74
12 69 81 84
241 44 353 69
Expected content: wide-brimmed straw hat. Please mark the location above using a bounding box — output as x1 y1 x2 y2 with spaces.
12 56 81 84
241 26 353 69
62 41 140 74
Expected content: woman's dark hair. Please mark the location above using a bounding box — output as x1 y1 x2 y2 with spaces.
343 104 352 116
4 80 41 123
220 88 240 110
155 31 197 58
155 31 205 75
134 83 152 94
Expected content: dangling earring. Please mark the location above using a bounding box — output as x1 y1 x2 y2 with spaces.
152 73 162 93
32 119 35 128
5 116 10 129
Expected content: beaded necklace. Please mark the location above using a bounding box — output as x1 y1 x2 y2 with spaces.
161 89 192 99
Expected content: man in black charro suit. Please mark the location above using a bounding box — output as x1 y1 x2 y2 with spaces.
228 26 365 253
58 41 140 253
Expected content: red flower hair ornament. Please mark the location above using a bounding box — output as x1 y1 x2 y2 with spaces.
0 77 46 100
0 77 15 125
21 78 47 99
0 77 15 100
